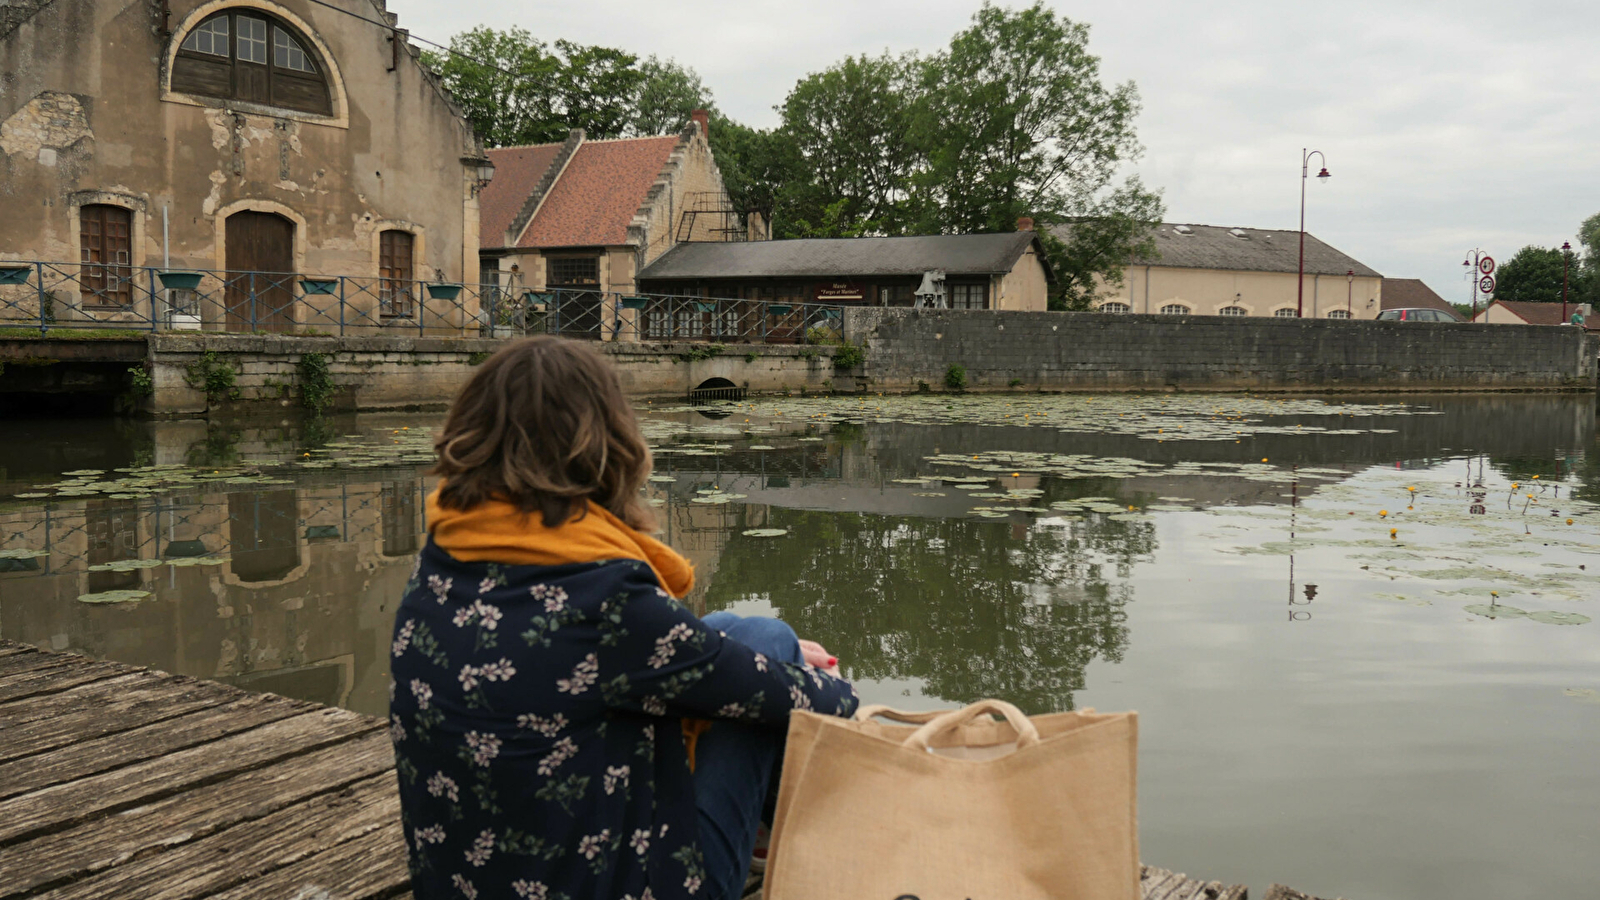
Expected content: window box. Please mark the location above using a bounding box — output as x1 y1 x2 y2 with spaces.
693 300 716 313
300 277 339 295
157 270 205 291
164 539 209 558
0 264 30 285
767 304 793 315
305 525 343 541
427 283 463 301
621 296 648 310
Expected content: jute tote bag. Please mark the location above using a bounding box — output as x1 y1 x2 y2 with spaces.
764 699 1138 900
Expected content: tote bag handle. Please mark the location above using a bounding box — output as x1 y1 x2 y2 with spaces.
853 705 951 724
904 699 1041 751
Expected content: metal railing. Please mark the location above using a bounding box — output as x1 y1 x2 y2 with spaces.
0 260 845 344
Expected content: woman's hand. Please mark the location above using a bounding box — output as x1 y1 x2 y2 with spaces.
798 639 840 676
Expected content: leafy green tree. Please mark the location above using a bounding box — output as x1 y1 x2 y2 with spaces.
1045 179 1163 310
909 2 1158 238
630 57 715 136
775 53 923 237
1574 212 1600 307
421 27 562 147
708 116 801 229
1495 244 1577 304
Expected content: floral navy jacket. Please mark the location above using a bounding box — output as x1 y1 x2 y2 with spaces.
389 537 858 900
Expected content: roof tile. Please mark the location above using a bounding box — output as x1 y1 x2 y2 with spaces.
637 233 1043 280
1053 222 1381 278
520 136 680 249
1381 278 1462 319
480 144 564 249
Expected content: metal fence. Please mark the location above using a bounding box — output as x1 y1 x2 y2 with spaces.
0 260 845 344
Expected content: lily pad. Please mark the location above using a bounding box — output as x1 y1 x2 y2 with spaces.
0 548 48 559
741 529 789 538
1527 610 1591 626
1463 604 1528 619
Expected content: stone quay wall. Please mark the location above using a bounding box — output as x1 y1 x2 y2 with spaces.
842 308 1600 393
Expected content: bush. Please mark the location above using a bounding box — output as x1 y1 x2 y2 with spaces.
185 351 240 404
297 352 335 412
832 341 865 369
944 363 968 391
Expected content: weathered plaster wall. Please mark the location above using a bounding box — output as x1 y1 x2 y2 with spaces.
843 308 1599 392
0 0 481 323
996 243 1049 311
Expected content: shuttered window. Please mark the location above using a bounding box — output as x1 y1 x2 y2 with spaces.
379 230 415 318
173 11 332 116
80 205 134 308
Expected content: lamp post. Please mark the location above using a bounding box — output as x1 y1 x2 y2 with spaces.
1561 241 1572 323
1346 269 1353 317
1462 249 1491 319
1298 149 1331 318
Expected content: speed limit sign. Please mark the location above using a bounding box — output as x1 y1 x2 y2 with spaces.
1479 256 1495 275
1479 275 1496 294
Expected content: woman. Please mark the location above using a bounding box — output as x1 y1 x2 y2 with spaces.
389 336 857 900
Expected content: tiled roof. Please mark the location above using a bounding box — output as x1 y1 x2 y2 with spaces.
1053 222 1381 278
1381 278 1462 320
636 232 1044 280
519 136 680 249
1480 299 1598 329
480 144 564 249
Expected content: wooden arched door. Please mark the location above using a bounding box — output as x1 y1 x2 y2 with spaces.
225 211 296 332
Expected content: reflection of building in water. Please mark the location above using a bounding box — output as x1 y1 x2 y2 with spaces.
0 478 429 716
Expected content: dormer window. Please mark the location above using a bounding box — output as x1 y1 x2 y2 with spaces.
173 10 331 116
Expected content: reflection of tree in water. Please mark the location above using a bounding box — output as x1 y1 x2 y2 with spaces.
704 509 1153 714
1490 451 1600 505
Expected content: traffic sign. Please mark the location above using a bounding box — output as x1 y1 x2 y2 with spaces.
1479 275 1496 294
1479 257 1495 276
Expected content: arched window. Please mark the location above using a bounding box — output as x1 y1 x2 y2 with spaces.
1218 306 1248 317
1099 301 1131 314
173 10 331 115
1158 303 1190 315
1326 309 1351 319
1273 308 1300 318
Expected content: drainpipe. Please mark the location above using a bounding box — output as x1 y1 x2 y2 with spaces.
162 205 170 325
1144 265 1151 314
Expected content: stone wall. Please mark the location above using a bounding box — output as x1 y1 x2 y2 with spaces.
843 308 1599 392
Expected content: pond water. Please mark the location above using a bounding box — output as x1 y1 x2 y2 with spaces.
2 393 1597 899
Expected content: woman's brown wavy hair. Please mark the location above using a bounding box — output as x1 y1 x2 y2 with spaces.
430 336 654 531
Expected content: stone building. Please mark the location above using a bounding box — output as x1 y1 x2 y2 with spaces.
477 110 746 302
1070 222 1383 319
0 0 486 333
1473 299 1596 330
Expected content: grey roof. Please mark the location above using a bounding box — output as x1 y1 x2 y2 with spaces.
1049 222 1381 278
637 232 1045 281
1381 278 1462 319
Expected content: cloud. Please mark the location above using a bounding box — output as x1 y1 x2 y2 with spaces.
388 0 1600 295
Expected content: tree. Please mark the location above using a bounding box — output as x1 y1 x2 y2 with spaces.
909 2 1159 238
421 27 562 147
551 40 645 139
1494 245 1575 304
775 53 923 237
708 116 801 230
630 57 715 136
1043 179 1163 310
1575 212 1600 307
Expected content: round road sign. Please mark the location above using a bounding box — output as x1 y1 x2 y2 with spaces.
1479 275 1496 294
1479 256 1495 275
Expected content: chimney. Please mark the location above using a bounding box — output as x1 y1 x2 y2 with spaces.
691 109 710 140
1016 216 1034 232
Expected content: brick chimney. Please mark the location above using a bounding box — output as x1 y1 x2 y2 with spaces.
691 109 710 140
1016 216 1035 232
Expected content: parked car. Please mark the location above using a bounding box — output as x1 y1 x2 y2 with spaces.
1377 308 1458 322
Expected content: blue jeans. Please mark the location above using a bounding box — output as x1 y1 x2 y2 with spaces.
696 612 799 900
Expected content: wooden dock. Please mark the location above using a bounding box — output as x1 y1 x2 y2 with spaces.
0 640 1340 900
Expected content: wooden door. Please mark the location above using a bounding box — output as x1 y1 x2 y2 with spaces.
225 211 295 332
378 230 414 318
228 490 300 582
79 205 133 308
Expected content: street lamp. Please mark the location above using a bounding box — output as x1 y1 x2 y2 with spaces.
1462 249 1491 319
1561 241 1572 323
1298 149 1330 317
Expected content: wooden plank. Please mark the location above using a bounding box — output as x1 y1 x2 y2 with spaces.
0 730 396 896
0 706 381 845
0 691 313 801
0 676 242 764
1140 865 1250 900
200 816 408 900
33 774 400 900
0 650 72 679
0 672 167 726
0 659 127 705
0 643 40 660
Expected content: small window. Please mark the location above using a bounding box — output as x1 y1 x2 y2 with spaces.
1159 303 1189 315
1274 308 1300 318
1218 306 1248 317
949 283 987 310
180 16 229 56
80 204 134 308
379 230 415 317
172 10 332 116
548 255 600 287
1327 309 1351 319
1099 301 1131 314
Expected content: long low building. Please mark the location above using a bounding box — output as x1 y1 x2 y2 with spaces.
1070 222 1383 319
636 227 1051 311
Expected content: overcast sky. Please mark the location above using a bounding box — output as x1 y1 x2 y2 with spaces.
390 0 1600 301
